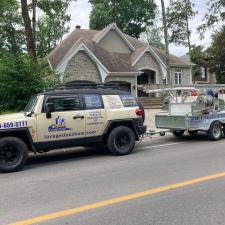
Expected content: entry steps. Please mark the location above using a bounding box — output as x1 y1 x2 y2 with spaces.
137 97 162 109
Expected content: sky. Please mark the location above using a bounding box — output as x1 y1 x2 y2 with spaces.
67 0 212 57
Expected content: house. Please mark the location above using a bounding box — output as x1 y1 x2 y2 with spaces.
180 54 217 84
48 23 194 98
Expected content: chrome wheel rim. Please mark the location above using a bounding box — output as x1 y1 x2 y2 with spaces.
213 126 221 139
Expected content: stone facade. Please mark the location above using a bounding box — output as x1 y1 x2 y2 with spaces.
134 52 163 83
63 51 101 83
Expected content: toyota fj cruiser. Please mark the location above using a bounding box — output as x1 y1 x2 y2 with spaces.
0 85 146 172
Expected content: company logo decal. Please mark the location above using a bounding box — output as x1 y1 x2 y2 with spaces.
48 116 72 132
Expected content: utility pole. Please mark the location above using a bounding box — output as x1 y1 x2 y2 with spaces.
160 0 170 84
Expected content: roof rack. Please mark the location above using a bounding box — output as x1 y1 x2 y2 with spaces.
55 82 120 90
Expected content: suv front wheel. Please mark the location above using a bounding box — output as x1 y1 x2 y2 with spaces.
0 137 28 173
107 126 135 156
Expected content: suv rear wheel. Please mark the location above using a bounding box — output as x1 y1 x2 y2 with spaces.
0 137 28 173
107 126 135 156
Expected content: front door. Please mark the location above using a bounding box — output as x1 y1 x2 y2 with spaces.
36 95 86 143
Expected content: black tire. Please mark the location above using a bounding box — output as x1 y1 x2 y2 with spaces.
172 130 184 137
107 126 135 156
136 101 145 123
0 137 28 173
208 122 222 141
188 131 198 136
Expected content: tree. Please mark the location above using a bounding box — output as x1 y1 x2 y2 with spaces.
0 53 60 111
167 0 197 52
20 0 74 59
37 0 73 57
160 0 170 83
198 0 225 35
189 45 206 78
0 53 42 111
89 0 157 38
20 0 37 60
0 0 24 53
207 26 225 83
142 24 165 49
189 45 206 66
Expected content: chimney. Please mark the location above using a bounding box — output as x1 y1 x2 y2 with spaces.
76 25 81 29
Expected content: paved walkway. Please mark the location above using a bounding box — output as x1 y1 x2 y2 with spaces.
144 109 162 130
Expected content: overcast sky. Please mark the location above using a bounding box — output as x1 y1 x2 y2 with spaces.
68 0 211 56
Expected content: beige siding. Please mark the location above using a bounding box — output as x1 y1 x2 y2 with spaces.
208 72 217 84
98 30 131 53
63 51 101 83
171 67 192 85
134 52 163 83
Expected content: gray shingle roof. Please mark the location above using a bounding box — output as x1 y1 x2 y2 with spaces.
48 26 193 72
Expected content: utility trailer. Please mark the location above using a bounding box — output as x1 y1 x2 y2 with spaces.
145 84 225 140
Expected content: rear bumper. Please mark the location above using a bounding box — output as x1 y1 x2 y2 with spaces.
137 125 147 135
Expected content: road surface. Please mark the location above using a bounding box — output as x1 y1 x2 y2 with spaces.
1 134 225 225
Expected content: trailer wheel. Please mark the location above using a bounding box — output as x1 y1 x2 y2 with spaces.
172 130 184 137
208 122 222 141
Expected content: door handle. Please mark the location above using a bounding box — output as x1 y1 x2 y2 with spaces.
73 115 84 119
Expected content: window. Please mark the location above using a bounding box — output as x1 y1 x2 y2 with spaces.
24 95 38 112
83 94 103 109
175 69 182 84
46 96 81 112
201 67 207 79
120 95 138 107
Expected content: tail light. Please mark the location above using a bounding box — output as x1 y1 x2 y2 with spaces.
135 108 143 116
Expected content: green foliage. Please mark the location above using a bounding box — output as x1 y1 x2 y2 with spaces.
37 0 73 57
189 45 206 66
167 0 196 48
0 0 73 111
89 0 157 38
0 0 25 53
198 0 225 35
0 53 60 111
192 66 202 77
142 23 165 49
189 45 206 77
207 26 225 83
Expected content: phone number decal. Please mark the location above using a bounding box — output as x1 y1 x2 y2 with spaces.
0 121 28 129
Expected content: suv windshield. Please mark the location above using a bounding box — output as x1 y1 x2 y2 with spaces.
24 95 38 112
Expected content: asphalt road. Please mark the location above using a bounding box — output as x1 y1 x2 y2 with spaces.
1 134 225 225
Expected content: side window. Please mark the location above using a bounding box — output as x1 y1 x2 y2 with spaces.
46 96 81 112
175 69 182 85
120 95 138 107
83 94 103 110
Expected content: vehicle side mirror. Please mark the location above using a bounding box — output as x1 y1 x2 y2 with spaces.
46 103 54 119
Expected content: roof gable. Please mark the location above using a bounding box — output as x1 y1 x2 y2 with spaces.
98 30 132 53
132 46 166 68
93 23 135 52
48 29 98 70
56 39 139 75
